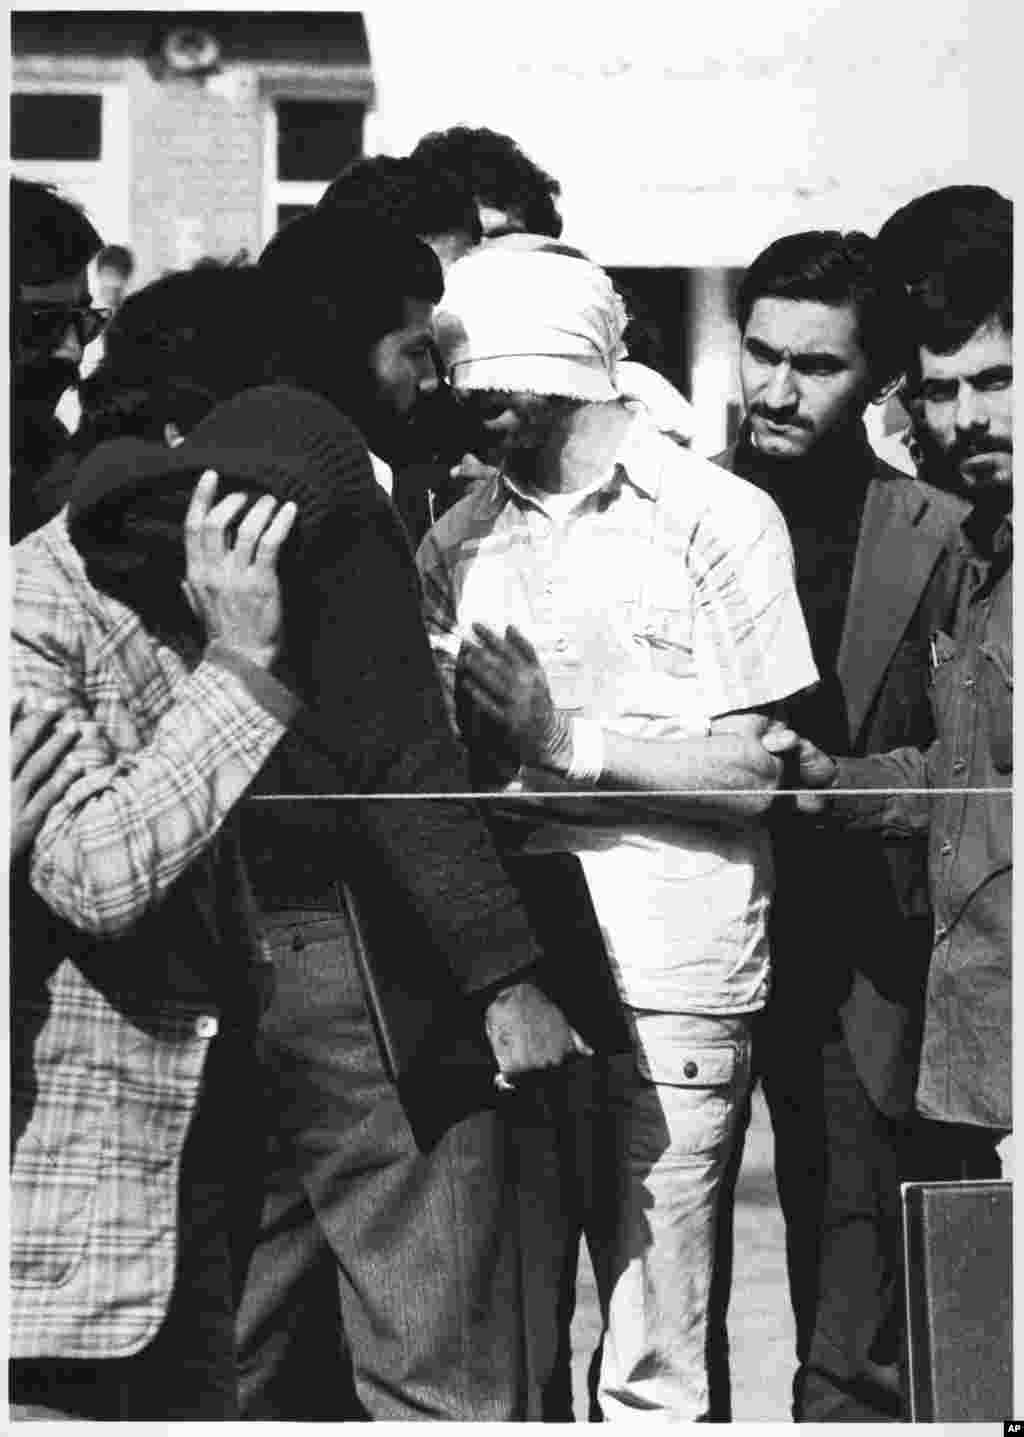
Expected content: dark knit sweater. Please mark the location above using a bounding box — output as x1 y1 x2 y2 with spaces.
713 422 932 1031
722 421 872 754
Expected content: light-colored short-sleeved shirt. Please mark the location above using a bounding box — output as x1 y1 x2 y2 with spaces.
418 417 818 1014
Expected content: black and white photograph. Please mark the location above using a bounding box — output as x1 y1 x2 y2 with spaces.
9 2 1013 1422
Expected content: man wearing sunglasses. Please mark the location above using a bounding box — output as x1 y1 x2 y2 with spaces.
11 178 105 542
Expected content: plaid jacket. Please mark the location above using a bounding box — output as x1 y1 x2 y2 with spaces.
10 512 296 1360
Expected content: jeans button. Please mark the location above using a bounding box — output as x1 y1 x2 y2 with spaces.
683 1060 698 1079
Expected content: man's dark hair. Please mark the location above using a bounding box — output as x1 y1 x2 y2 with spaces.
410 126 563 238
318 154 481 245
11 177 103 289
907 236 1012 368
257 209 443 424
881 193 1012 377
876 185 1012 295
96 243 135 278
735 230 907 387
75 263 272 453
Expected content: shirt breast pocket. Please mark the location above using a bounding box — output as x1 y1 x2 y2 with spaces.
927 630 960 719
980 640 1013 774
631 608 695 681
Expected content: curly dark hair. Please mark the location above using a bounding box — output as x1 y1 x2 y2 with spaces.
876 185 1012 293
258 209 442 423
410 126 563 238
318 154 481 245
75 263 271 454
907 238 1012 378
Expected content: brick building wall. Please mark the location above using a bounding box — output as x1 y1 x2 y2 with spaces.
12 13 372 287
129 64 264 278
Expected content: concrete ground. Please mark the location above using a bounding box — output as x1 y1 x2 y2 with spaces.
569 1084 796 1421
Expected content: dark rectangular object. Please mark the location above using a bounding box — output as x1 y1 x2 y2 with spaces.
338 850 630 1151
344 850 631 1091
902 1179 1013 1421
276 98 363 182
11 92 102 161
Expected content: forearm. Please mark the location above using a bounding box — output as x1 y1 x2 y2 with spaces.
830 749 934 834
511 715 782 826
22 645 297 936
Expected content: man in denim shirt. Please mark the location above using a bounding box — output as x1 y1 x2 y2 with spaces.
788 224 1012 1177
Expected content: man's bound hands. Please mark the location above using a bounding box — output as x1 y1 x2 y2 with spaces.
761 723 838 813
484 980 593 1085
458 622 573 771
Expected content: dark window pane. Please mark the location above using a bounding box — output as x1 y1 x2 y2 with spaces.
276 204 315 232
276 99 362 182
606 267 690 399
12 92 102 161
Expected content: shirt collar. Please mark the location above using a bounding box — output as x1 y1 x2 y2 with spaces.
496 413 662 511
962 500 1013 563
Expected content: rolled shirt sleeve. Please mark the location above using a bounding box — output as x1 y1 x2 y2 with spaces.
688 483 819 717
831 749 934 835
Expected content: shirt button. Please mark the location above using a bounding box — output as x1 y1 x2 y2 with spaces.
195 1014 219 1039
684 1060 698 1079
554 637 569 652
952 758 967 774
939 840 954 856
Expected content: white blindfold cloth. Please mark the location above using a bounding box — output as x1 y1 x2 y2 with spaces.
436 248 629 403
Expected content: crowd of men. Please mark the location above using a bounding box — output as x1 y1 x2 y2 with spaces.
9 123 1012 1423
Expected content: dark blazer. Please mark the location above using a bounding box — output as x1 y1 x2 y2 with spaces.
714 439 970 1115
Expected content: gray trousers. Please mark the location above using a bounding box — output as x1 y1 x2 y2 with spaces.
236 906 527 1420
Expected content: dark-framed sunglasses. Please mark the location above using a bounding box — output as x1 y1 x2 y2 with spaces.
15 302 112 352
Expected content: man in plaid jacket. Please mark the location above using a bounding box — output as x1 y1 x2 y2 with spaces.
10 468 299 1419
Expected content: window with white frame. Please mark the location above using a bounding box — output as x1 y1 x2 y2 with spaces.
263 96 364 241
10 81 133 250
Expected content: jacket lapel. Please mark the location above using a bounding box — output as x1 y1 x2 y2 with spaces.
838 472 964 745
